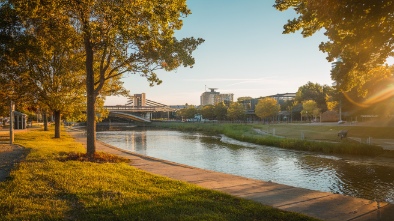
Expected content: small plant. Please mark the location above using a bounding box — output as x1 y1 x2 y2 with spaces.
60 152 130 163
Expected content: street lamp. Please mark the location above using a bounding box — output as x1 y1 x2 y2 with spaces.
10 101 14 144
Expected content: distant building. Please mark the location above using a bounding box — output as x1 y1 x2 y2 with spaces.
128 93 146 107
246 93 296 110
267 93 296 102
200 88 234 106
169 105 187 110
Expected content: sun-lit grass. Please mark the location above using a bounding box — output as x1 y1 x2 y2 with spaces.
253 123 394 140
153 122 386 156
0 128 319 220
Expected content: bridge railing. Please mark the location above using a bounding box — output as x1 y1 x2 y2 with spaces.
104 105 175 112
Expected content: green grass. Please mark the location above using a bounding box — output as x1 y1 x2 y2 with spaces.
153 122 386 157
252 123 394 140
0 128 319 220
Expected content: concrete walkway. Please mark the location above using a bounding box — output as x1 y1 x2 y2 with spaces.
69 130 394 221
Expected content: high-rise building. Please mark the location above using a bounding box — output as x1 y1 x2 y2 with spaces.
129 93 146 106
200 88 234 106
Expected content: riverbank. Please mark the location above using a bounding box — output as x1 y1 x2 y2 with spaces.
0 128 318 220
152 122 394 158
71 129 394 221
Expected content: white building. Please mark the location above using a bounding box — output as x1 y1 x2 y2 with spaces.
200 88 234 106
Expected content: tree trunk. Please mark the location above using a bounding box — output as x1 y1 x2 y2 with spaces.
43 112 48 131
54 110 61 138
85 35 96 157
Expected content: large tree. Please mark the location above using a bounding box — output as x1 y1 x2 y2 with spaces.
0 2 31 117
255 97 280 121
200 105 215 120
0 1 121 138
274 0 394 96
301 100 318 121
9 0 204 156
214 102 228 121
227 102 246 121
177 105 198 120
295 81 333 112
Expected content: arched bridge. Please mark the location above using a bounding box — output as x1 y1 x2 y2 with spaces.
104 94 176 123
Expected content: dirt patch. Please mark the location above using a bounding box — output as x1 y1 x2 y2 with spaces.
0 144 27 181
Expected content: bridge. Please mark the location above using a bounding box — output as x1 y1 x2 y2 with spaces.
104 93 176 123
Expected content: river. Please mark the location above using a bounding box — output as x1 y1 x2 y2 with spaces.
96 128 394 204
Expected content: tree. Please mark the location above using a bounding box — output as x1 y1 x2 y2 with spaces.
237 96 253 110
214 102 228 121
200 105 215 120
0 2 32 118
326 93 339 111
341 74 394 117
255 97 280 121
0 1 127 138
177 105 198 120
284 100 298 122
301 100 319 121
10 0 204 156
274 0 394 95
227 102 246 121
295 82 332 112
24 38 85 138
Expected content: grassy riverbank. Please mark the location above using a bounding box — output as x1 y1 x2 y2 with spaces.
152 122 389 157
0 128 318 221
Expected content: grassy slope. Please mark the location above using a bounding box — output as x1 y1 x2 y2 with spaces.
0 128 318 221
153 122 388 157
252 123 394 141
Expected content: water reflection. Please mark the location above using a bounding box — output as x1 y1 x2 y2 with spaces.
96 129 394 204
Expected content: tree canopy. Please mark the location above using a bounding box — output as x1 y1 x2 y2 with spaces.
177 105 198 120
301 100 318 121
295 81 333 112
255 97 280 120
274 0 394 95
227 102 246 121
200 105 215 120
4 0 204 156
214 102 228 121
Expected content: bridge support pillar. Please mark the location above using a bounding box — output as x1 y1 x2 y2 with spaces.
145 112 152 121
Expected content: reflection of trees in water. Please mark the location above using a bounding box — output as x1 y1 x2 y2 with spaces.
125 131 147 154
297 156 394 203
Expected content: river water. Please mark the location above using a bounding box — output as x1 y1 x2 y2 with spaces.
96 128 394 204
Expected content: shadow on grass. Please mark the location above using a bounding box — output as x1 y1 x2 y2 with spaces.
0 146 30 182
61 188 318 221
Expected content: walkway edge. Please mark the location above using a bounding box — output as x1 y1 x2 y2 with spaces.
68 129 394 221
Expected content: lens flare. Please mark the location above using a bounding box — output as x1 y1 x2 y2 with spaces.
343 79 394 108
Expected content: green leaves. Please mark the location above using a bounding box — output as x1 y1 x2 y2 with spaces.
255 97 280 120
227 102 246 121
274 0 394 95
3 0 204 152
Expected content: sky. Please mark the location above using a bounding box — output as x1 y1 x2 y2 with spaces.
105 0 334 106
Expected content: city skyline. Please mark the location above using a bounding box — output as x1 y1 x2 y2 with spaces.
105 0 334 106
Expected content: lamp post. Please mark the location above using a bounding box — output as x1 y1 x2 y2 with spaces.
9 101 14 144
305 111 308 122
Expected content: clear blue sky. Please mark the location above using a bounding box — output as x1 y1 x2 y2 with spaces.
105 0 333 106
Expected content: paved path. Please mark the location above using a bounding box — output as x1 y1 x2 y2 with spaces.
69 130 394 221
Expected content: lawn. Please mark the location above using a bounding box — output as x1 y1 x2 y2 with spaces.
0 128 319 221
252 123 394 141
153 122 389 157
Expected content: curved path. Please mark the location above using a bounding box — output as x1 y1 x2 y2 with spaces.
69 130 394 221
